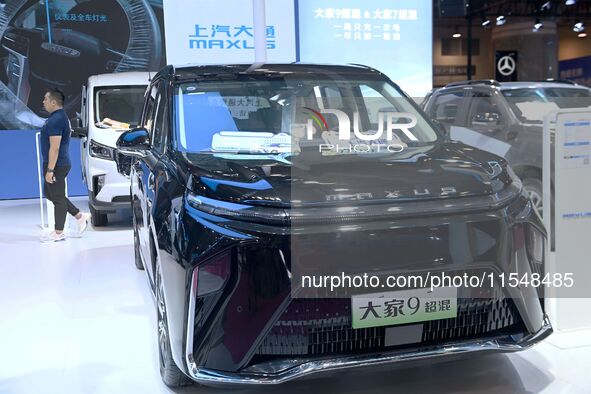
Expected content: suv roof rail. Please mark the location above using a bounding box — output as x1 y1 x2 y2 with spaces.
536 78 578 85
444 79 500 88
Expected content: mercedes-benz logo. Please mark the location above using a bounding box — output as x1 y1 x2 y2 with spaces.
497 55 516 76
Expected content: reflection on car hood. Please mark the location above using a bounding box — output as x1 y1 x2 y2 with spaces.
176 142 514 207
89 126 128 148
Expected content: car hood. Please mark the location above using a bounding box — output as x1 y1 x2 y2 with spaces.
88 126 129 148
175 142 514 208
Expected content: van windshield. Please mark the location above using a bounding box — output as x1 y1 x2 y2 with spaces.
94 86 146 127
173 74 440 156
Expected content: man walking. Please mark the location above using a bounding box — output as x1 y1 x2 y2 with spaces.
40 88 90 242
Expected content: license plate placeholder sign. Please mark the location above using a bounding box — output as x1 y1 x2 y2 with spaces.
351 287 458 329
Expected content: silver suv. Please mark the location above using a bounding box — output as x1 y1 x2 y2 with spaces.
423 80 591 216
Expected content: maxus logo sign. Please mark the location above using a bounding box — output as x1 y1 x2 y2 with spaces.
301 108 418 154
188 25 277 49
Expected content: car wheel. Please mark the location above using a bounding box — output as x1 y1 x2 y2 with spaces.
156 261 193 387
89 205 108 227
522 177 543 217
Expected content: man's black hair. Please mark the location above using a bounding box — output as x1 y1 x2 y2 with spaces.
46 88 65 107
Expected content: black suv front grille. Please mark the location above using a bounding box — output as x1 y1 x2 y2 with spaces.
254 297 522 357
115 152 132 176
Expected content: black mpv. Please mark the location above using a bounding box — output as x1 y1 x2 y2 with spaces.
117 64 551 387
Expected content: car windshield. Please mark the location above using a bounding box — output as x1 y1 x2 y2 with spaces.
502 87 591 124
173 73 440 156
95 86 146 126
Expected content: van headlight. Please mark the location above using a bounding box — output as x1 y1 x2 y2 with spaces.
90 140 115 160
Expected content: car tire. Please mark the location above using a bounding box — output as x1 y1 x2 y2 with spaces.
89 206 108 227
156 261 193 387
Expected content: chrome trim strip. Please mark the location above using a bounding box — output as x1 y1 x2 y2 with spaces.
185 266 199 375
184 315 552 386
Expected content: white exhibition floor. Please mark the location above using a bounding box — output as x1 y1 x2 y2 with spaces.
1 198 591 394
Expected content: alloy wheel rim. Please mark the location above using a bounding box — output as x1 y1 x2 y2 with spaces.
527 189 543 216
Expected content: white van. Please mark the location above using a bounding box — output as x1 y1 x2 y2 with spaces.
72 72 151 226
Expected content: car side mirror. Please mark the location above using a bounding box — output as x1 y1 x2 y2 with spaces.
117 127 150 158
70 116 87 138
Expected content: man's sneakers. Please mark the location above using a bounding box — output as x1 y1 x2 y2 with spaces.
75 212 91 236
40 231 67 243
39 212 91 242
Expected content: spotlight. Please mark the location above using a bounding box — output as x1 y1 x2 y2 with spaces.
573 21 585 33
481 17 491 28
496 16 506 26
541 1 551 11
533 18 543 31
578 32 587 38
566 0 576 5
452 26 461 38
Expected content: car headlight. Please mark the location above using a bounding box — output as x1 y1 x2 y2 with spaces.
90 140 115 160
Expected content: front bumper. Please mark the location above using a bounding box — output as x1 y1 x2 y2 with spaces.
170 193 550 386
89 190 131 212
88 156 131 211
185 314 552 385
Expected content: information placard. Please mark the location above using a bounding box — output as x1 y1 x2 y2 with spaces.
544 109 591 330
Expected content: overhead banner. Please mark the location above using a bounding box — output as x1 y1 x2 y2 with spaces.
162 0 296 65
297 0 433 98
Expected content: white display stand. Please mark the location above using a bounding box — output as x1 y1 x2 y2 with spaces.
543 109 591 331
36 132 68 230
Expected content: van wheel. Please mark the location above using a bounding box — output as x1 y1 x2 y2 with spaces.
90 206 108 227
156 263 193 387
